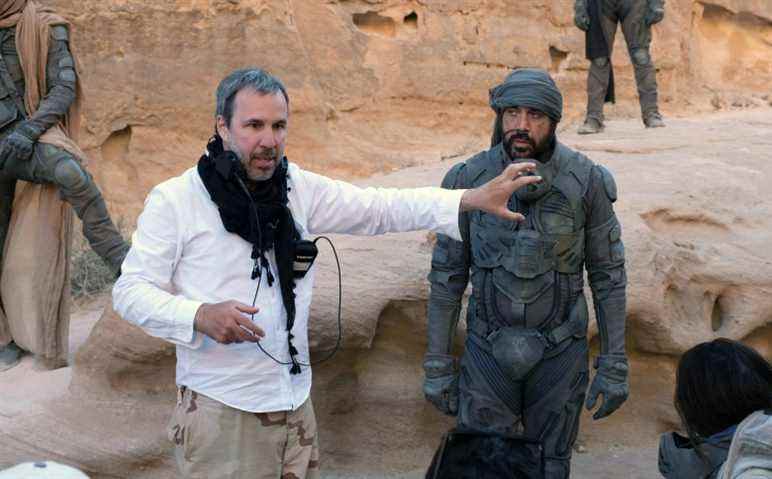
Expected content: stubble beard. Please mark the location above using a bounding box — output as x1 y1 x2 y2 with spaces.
224 137 279 182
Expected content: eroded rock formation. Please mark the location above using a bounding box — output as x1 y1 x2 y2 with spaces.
1 1 771 477
36 0 772 220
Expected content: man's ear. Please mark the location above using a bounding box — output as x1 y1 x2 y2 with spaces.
215 115 229 143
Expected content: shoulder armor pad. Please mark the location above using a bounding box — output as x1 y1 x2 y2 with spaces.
597 165 618 203
465 148 501 187
552 144 594 200
51 25 69 42
441 162 467 189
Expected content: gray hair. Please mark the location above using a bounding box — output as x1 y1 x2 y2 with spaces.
215 68 289 126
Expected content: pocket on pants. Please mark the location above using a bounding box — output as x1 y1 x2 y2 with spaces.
166 398 185 447
167 389 221 462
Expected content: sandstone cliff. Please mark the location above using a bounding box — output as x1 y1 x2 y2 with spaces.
1 1 770 477
40 0 772 219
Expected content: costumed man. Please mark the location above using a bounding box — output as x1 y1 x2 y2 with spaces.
0 1 129 370
574 0 666 134
113 68 541 478
423 68 629 478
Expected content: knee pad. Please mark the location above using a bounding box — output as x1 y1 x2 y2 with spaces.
631 48 651 66
53 157 89 192
591 56 609 68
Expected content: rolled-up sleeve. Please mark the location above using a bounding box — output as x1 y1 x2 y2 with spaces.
112 187 203 347
298 168 466 240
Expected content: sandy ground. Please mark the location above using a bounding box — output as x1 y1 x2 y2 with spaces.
3 108 772 477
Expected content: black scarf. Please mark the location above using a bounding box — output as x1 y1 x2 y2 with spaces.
197 135 303 374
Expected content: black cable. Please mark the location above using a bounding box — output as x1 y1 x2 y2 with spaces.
249 236 343 367
235 173 343 368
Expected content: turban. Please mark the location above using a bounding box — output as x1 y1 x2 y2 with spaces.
489 68 563 147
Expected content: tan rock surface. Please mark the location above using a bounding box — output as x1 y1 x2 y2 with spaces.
2 110 772 478
1 0 771 476
31 0 772 221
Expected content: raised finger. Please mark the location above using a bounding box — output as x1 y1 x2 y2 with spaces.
509 175 542 191
497 209 526 223
233 325 258 343
234 302 260 315
503 162 537 179
235 316 265 340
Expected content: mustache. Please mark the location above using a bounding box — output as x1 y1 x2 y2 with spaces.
250 148 279 160
504 129 535 150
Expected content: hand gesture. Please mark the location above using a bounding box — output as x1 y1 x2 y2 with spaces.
194 300 265 344
460 162 541 222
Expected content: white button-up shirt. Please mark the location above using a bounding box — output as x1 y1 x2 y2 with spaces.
113 163 465 413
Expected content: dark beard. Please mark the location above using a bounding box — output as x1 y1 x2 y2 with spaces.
504 129 555 160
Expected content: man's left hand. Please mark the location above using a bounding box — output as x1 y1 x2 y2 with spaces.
645 6 665 25
585 354 629 420
460 162 540 222
0 130 35 168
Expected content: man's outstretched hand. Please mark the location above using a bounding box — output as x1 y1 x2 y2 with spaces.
194 300 265 344
460 162 540 221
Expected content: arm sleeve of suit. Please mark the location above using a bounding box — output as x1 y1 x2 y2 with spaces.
426 163 472 355
21 25 77 139
584 165 627 356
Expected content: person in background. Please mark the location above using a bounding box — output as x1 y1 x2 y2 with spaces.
658 338 772 479
573 0 666 133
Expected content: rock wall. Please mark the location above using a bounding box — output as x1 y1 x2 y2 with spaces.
38 0 772 221
1 2 771 477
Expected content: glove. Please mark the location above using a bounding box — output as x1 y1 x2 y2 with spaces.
423 353 459 416
574 2 590 31
574 11 590 31
585 354 629 420
644 5 665 25
0 123 36 169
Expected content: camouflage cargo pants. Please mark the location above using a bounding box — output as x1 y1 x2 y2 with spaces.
168 387 320 479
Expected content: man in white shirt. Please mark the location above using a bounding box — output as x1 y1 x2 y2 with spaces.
113 68 541 479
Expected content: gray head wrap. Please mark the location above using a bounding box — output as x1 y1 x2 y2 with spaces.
489 68 563 147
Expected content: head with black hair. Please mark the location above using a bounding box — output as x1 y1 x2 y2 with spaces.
214 68 290 181
675 338 772 447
